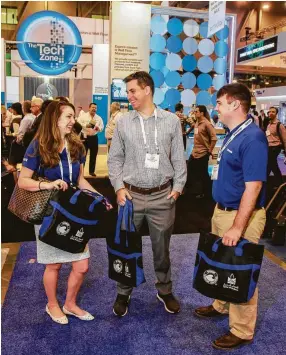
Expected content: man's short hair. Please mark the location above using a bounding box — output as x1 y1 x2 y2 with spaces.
31 97 44 108
124 71 154 96
89 103 97 108
217 83 251 114
175 103 183 112
269 106 278 115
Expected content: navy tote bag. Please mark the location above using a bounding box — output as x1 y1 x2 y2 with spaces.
193 231 264 304
107 200 145 287
39 185 110 253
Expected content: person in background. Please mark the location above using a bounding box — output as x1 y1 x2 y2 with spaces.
266 106 286 188
105 102 123 152
17 101 35 144
252 110 261 128
108 71 186 317
175 103 188 150
259 109 267 130
23 97 44 148
9 102 23 136
77 103 104 177
186 105 217 199
41 99 53 115
18 100 105 324
194 83 268 350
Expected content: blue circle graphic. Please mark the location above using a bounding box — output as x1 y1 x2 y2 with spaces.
184 19 199 37
211 92 217 106
154 88 165 105
167 36 182 53
150 53 166 70
166 53 182 71
161 66 170 77
215 41 229 57
196 91 211 106
165 88 181 105
17 11 82 76
167 18 183 36
182 72 196 89
213 75 226 90
216 25 229 40
198 39 214 56
150 34 166 52
150 70 165 87
197 56 213 73
183 37 198 55
214 58 227 74
197 74 212 90
182 55 197 72
181 89 196 106
199 21 211 38
165 71 181 87
151 15 167 35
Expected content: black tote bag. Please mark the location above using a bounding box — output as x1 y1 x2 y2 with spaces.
107 200 145 287
39 185 110 253
193 231 264 304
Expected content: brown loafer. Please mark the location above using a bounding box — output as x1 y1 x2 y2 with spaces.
212 332 253 350
194 305 227 318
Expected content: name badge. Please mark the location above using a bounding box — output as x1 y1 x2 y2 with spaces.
145 153 160 169
211 164 219 180
194 128 199 135
266 130 270 137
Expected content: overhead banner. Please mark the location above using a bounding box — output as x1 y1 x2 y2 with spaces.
110 2 151 79
1 38 5 104
17 11 82 75
208 1 226 37
93 44 109 144
69 17 109 45
237 36 278 64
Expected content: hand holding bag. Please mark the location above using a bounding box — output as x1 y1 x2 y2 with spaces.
8 174 54 225
107 200 145 287
39 185 110 253
193 231 264 303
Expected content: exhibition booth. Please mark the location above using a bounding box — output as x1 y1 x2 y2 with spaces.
1 2 236 146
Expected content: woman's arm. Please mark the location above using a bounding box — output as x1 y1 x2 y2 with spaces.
18 166 68 192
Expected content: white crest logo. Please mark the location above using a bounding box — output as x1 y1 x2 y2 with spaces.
227 274 236 286
203 270 218 285
113 259 123 273
56 221 71 236
76 228 84 238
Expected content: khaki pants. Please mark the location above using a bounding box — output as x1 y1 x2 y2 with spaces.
211 205 266 340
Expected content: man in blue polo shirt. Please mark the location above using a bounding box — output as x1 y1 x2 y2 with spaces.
194 83 268 350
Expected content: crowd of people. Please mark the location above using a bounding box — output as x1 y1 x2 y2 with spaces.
1 71 286 351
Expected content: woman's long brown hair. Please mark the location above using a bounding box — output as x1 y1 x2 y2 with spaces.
34 101 85 167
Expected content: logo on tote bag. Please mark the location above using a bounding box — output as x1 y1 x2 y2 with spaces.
203 270 218 285
113 259 123 273
56 221 71 236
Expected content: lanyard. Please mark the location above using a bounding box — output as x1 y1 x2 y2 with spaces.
217 119 252 162
138 108 159 153
59 140 73 183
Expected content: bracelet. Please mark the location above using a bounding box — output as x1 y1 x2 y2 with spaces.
39 181 43 191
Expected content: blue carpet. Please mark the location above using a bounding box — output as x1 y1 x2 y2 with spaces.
2 235 286 355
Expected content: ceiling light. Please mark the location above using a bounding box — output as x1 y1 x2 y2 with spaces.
262 4 270 10
265 81 269 85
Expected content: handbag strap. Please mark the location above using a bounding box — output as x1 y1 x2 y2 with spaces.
234 239 250 257
69 188 103 205
115 205 125 244
88 195 105 212
212 238 222 253
114 200 135 246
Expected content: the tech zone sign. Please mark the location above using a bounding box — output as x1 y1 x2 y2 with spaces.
17 11 82 75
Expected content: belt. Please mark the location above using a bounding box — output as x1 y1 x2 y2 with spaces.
217 203 263 212
124 181 171 195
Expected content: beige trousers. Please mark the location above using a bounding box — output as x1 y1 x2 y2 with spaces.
211 205 266 340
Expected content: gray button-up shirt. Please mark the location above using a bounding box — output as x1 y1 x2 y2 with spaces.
108 107 187 193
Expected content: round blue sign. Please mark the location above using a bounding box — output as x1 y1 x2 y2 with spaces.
17 11 82 76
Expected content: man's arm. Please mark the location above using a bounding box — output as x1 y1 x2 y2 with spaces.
206 123 217 155
222 181 262 246
96 115 104 132
168 119 187 199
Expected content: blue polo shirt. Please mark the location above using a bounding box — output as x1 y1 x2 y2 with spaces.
213 121 268 209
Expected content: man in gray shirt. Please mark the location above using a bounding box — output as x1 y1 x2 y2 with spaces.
108 71 187 317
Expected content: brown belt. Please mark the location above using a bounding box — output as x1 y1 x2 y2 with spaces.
124 181 171 195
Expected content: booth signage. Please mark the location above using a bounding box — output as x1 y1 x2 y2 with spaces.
208 1 226 37
237 36 278 64
17 11 82 75
36 83 58 101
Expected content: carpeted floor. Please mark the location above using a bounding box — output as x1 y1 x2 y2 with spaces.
2 235 286 355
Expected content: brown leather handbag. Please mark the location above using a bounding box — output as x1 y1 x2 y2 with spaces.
8 175 54 225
